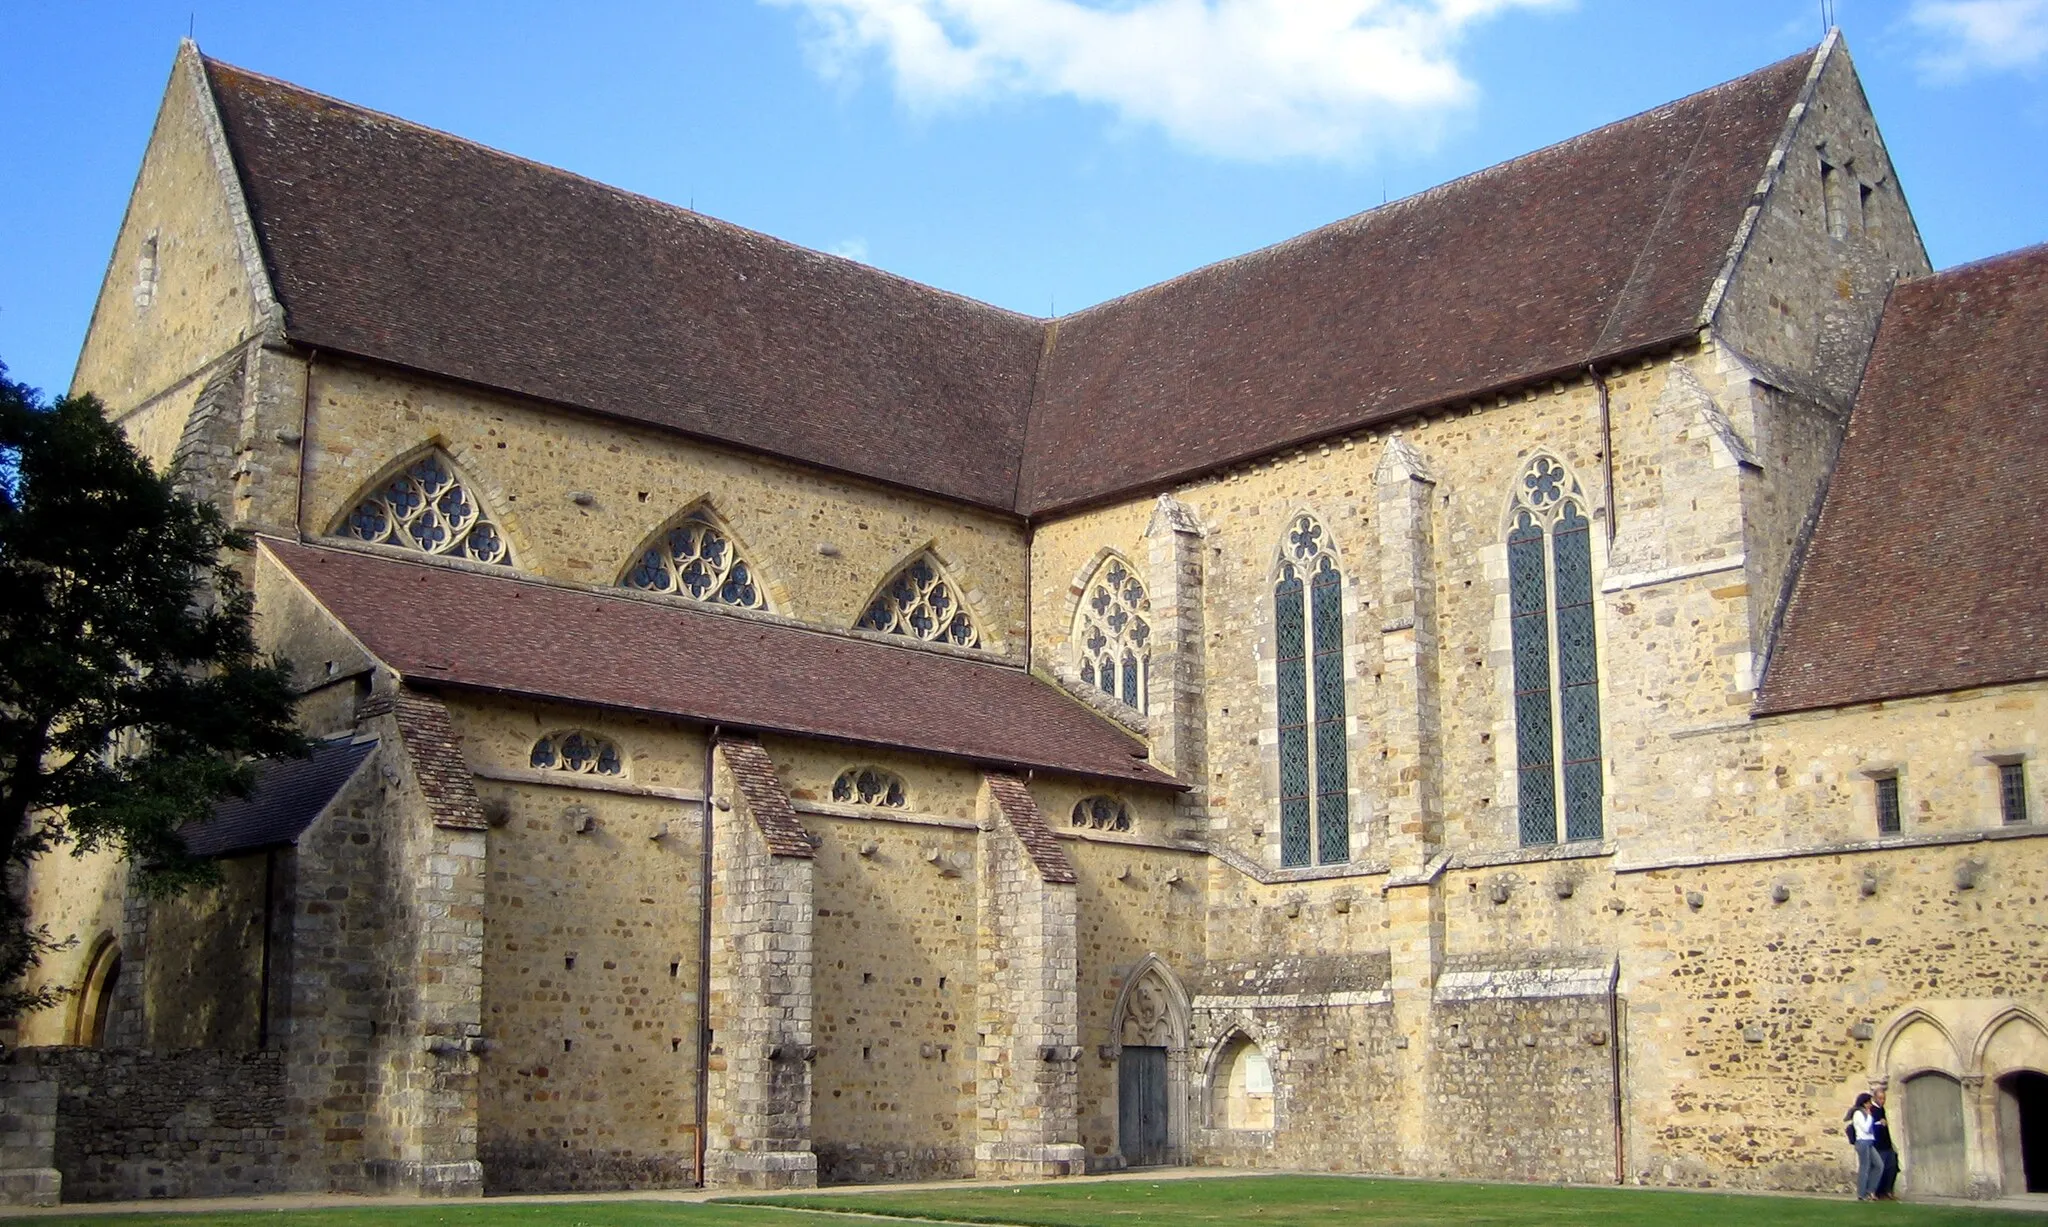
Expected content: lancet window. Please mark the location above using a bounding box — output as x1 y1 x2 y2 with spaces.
530 731 624 777
1505 453 1603 846
341 451 511 564
832 767 907 808
1071 795 1132 832
622 508 764 609
857 553 980 647
1075 556 1151 712
1274 514 1348 868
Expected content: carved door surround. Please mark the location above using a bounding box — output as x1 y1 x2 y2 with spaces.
1108 954 1191 1168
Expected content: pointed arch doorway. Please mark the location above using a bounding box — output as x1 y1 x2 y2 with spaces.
1111 955 1190 1168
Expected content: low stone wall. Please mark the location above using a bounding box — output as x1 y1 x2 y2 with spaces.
1 1047 287 1204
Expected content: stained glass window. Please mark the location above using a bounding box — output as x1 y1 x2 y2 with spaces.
341 451 511 564
1071 795 1132 832
531 731 624 777
1275 514 1347 867
1075 556 1151 713
857 554 980 647
832 767 906 808
1505 454 1603 846
623 509 764 609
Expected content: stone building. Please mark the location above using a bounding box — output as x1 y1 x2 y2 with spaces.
4 31 2045 1207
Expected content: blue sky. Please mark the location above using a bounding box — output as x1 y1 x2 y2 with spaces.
3 0 2044 397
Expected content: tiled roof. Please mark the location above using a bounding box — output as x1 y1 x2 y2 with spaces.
262 538 1177 789
1018 49 1817 512
196 47 1819 518
180 736 375 858
1755 243 2048 715
392 688 491 829
986 773 1076 885
720 739 815 859
202 59 1044 512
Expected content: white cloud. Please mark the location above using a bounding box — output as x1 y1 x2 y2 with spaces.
1910 0 2048 78
765 0 1568 161
829 236 872 261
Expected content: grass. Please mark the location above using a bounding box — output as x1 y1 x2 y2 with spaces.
11 1175 2039 1227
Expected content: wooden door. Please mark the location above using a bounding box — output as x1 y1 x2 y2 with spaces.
1119 1045 1169 1167
1903 1071 1968 1196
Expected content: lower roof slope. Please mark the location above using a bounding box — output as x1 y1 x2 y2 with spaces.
180 735 375 857
264 538 1178 789
1756 243 2048 715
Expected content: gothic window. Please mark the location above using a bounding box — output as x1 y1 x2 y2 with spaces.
1071 795 1132 832
857 553 980 647
832 766 906 808
1275 514 1348 868
622 508 764 609
1075 556 1151 712
530 731 624 777
1505 454 1603 846
340 451 511 565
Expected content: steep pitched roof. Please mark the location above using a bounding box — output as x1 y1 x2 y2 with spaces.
262 537 1177 789
1755 244 2048 715
1018 48 1818 512
180 735 375 857
201 59 1045 512
195 46 1821 518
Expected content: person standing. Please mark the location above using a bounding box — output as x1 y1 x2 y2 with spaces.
1848 1092 1882 1200
1871 1087 1900 1200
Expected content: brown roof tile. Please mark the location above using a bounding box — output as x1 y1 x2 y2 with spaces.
264 537 1177 789
392 687 491 830
719 739 815 859
1017 49 1817 513
986 773 1076 885
1755 243 2048 715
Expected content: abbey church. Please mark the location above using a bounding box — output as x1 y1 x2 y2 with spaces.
4 32 2045 1207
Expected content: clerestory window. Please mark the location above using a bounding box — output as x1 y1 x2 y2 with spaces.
340 451 511 565
832 766 906 808
1075 555 1151 712
1506 454 1603 846
531 731 624 777
1275 514 1348 868
1071 795 1132 832
857 553 980 647
622 507 764 609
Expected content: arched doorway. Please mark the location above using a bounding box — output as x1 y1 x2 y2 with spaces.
1902 1070 1968 1196
1998 1071 2048 1194
68 936 122 1047
1209 1032 1275 1131
1111 956 1189 1168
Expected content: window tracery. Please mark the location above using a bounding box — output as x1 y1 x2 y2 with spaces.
1275 514 1348 868
622 509 764 609
857 553 980 647
1506 454 1603 846
1075 556 1151 712
530 731 624 777
341 451 511 564
832 766 907 808
1071 795 1133 832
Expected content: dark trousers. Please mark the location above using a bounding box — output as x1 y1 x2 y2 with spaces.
1876 1146 1899 1198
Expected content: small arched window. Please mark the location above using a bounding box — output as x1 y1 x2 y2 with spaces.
340 451 511 565
1275 514 1347 868
622 508 765 609
1505 453 1603 846
1071 795 1132 832
857 553 980 647
530 731 624 777
832 766 907 808
1075 555 1151 712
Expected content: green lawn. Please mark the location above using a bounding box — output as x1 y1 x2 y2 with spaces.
12 1175 2039 1227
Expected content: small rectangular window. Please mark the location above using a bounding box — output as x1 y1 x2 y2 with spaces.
2000 762 2029 826
1875 775 1902 835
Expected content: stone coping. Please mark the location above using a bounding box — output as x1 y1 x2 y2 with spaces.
1615 821 2048 874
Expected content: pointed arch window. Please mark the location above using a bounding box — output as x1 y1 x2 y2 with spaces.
832 766 906 808
857 553 980 647
1275 514 1348 868
340 451 511 564
1075 556 1151 712
1506 454 1603 846
622 508 765 609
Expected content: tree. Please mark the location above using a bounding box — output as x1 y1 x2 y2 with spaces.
0 362 307 1017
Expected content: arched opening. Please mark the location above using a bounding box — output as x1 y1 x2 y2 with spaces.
70 938 122 1047
1998 1070 2048 1194
1112 958 1189 1169
1209 1033 1275 1132
1902 1070 1968 1196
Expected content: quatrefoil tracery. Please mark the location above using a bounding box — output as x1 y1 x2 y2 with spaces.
342 452 511 565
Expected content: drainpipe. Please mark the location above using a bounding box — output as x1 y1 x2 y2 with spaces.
694 724 721 1186
1588 364 1617 545
1609 957 1626 1184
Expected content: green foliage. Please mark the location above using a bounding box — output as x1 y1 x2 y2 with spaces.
0 362 308 1018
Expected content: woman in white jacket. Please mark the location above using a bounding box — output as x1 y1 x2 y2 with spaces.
1848 1091 1882 1200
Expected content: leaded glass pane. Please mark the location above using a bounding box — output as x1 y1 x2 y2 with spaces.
1554 503 1603 841
2001 762 2029 825
1311 560 1348 863
833 767 907 808
859 554 981 647
529 731 624 777
343 452 512 565
1276 566 1310 867
1075 555 1151 713
1280 793 1311 869
1508 511 1556 845
623 510 765 609
1875 776 1902 834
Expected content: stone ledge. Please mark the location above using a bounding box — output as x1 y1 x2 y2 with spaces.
1615 822 2048 875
